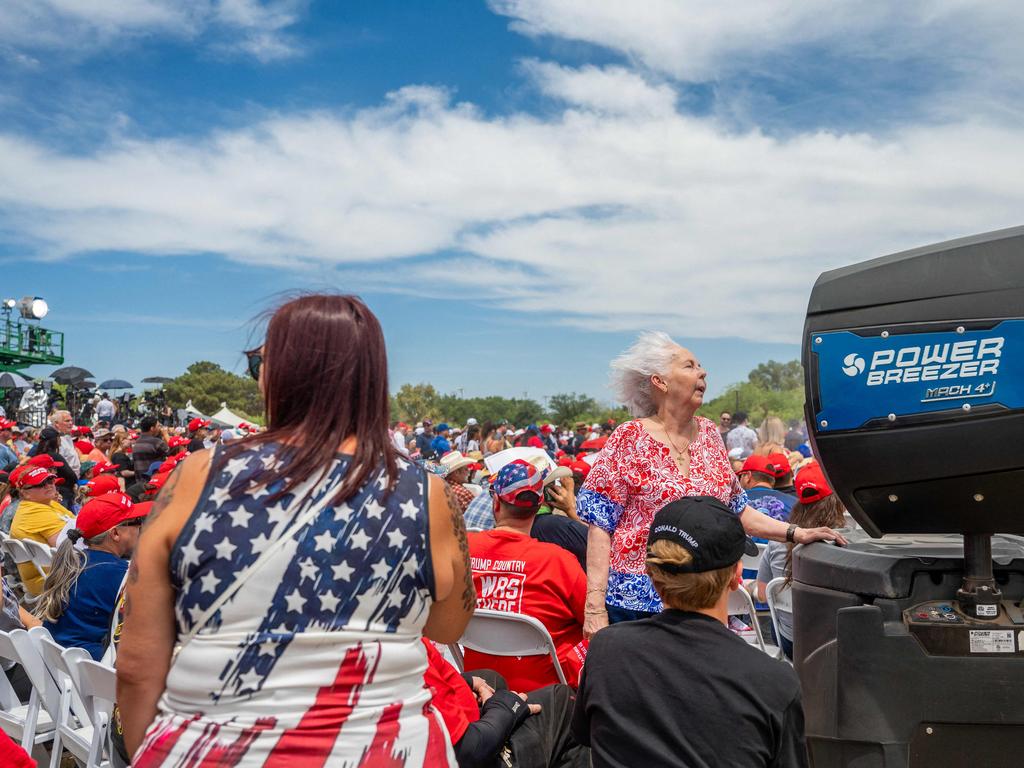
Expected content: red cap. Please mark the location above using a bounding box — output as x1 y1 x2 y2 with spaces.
188 418 211 433
570 460 592 479
147 472 171 490
71 425 92 436
167 435 190 449
85 474 122 497
8 465 28 486
90 461 118 476
74 440 95 454
17 466 58 489
795 464 833 504
739 454 775 475
526 436 544 449
132 501 153 518
27 454 63 469
767 452 792 479
76 492 144 539
0 419 15 430
540 424 554 433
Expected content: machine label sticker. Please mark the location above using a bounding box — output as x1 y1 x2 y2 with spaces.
813 320 1024 431
976 604 998 618
968 630 1015 654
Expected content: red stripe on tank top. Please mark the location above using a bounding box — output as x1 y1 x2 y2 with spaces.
263 642 378 766
360 702 407 767
195 717 277 767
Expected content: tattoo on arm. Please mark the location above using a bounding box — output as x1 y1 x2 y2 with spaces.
442 480 476 612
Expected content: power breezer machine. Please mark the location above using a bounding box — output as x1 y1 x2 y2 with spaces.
796 226 1024 767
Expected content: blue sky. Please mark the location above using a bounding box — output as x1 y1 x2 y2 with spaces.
2 1 1022 403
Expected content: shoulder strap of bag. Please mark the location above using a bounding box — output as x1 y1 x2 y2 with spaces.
177 461 348 651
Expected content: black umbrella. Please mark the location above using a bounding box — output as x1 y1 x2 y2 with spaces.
80 380 97 389
98 379 133 390
0 372 30 389
141 376 173 384
51 366 95 384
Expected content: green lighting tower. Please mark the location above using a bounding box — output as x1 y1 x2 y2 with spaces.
0 297 64 372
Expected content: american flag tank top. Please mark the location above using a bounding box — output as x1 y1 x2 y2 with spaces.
132 443 456 767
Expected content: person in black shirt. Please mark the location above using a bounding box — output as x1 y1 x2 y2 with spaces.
31 428 78 509
186 417 211 453
572 496 808 768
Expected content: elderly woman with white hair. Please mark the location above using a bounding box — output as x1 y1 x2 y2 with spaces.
578 332 846 635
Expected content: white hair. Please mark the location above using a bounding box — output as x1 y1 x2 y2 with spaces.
610 331 681 417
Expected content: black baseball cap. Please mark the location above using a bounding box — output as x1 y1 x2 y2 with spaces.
647 496 758 573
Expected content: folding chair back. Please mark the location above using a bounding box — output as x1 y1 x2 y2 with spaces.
726 586 778 657
72 658 116 768
72 659 116 728
2 540 46 595
740 542 767 571
21 540 53 570
765 576 793 656
0 629 58 751
458 609 567 684
33 630 90 723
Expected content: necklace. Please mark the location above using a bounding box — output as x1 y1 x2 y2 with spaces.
655 417 694 463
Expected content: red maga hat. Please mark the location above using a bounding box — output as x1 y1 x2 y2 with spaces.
188 418 211 433
27 454 63 469
76 492 146 540
796 464 833 504
17 466 59 489
739 454 775 475
85 474 122 497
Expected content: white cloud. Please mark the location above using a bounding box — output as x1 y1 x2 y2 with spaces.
2 80 1022 344
523 60 677 116
0 0 303 62
490 0 1024 84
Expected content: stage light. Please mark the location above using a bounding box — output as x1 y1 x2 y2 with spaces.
17 296 48 320
2 299 15 310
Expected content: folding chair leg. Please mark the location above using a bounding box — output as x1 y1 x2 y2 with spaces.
49 679 72 768
21 688 39 750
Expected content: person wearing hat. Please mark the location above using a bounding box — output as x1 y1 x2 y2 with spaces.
439 451 478 513
85 473 123 498
28 430 79 508
756 465 848 660
415 418 436 459
187 418 211 453
431 423 452 458
9 466 75 594
768 450 798 496
464 459 588 692
0 420 18 471
737 454 795 524
572 496 808 767
391 421 411 455
34 491 147 660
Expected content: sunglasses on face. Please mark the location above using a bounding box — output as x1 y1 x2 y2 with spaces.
118 517 145 528
245 349 263 381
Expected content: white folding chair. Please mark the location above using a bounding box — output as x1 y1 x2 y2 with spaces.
0 629 57 758
727 587 782 659
31 628 98 768
22 539 54 573
65 656 115 768
2 539 46 600
457 608 567 684
740 542 767 572
765 577 793 661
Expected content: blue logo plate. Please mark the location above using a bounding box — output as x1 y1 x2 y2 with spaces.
812 320 1024 432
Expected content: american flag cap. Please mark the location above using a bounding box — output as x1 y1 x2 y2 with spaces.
492 459 543 507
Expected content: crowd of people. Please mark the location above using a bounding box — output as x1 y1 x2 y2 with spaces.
0 296 851 767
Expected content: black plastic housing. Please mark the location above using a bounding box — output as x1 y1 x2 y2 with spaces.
802 226 1024 536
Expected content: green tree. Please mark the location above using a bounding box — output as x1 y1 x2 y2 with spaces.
698 359 806 424
747 360 803 392
391 383 442 423
547 392 598 424
163 361 263 421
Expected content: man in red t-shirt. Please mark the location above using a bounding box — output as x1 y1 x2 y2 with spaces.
466 459 588 691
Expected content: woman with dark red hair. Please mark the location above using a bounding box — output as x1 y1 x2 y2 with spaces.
118 295 474 766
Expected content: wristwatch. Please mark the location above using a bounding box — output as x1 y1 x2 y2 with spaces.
786 523 798 543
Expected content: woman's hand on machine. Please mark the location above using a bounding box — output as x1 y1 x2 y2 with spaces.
795 526 848 547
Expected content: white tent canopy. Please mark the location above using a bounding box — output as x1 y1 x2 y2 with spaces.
210 402 247 428
182 400 207 419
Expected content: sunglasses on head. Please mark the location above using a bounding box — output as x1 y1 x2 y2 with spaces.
245 349 263 381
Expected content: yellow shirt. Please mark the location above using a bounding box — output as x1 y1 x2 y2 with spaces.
10 500 74 595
